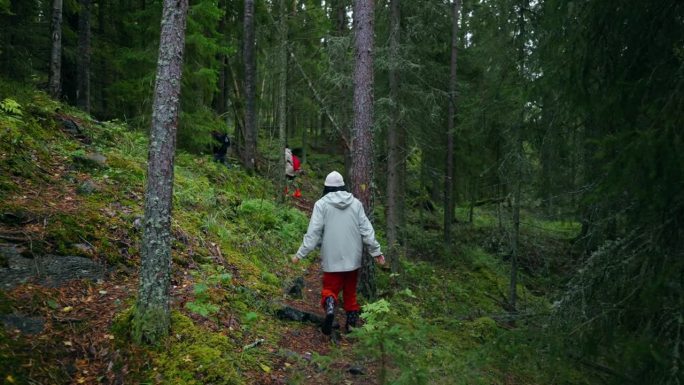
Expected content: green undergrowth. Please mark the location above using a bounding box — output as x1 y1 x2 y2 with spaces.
362 203 584 383
357 244 584 385
112 309 264 385
1 81 308 383
1 80 589 384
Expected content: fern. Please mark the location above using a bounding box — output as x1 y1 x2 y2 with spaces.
0 98 23 116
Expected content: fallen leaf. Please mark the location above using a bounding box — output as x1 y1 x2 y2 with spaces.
62 306 73 312
64 341 73 346
259 363 271 373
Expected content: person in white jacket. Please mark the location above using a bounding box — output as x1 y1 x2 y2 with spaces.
291 171 385 335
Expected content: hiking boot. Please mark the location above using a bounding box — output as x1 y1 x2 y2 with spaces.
322 296 335 335
345 311 360 333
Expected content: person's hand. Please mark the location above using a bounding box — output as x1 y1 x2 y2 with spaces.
291 255 300 263
375 255 386 265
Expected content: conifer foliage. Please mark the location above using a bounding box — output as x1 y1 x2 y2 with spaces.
0 0 681 381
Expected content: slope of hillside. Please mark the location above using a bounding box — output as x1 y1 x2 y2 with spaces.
1 82 587 385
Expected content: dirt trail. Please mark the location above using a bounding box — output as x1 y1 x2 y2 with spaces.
266 258 378 385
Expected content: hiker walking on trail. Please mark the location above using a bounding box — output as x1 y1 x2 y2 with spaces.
291 171 385 335
285 146 302 198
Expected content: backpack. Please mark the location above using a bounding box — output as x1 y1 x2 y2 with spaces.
292 154 301 172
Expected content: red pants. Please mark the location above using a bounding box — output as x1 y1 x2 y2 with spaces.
320 269 360 312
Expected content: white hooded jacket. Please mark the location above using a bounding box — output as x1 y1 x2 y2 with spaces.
285 148 295 177
295 191 382 272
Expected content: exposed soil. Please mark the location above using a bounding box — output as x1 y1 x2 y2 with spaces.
1 186 379 384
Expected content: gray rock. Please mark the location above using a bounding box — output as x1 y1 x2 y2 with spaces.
74 152 107 168
0 210 34 225
77 180 98 195
0 252 105 289
0 313 45 335
348 365 365 375
287 276 305 298
73 243 94 255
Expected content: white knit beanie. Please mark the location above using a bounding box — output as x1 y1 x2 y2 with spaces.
324 171 345 187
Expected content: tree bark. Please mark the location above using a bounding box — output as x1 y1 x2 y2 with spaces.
334 0 347 34
243 0 257 171
444 0 460 245
351 0 376 300
386 0 402 273
277 0 288 201
77 0 91 113
509 0 528 313
48 0 63 99
133 0 188 345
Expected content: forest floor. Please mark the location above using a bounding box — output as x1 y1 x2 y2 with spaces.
2 85 583 385
1 165 378 384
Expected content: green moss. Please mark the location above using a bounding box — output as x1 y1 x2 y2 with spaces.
131 303 170 345
0 328 31 385
153 312 243 385
0 291 14 314
237 199 280 230
44 213 99 255
260 271 279 286
101 152 145 185
111 306 135 342
465 317 499 341
0 174 18 197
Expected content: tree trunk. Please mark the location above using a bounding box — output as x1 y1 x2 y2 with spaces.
277 0 288 202
214 1 228 116
225 54 246 162
351 0 375 300
386 0 401 274
334 0 347 34
332 0 352 180
48 0 63 99
94 0 107 116
509 0 528 313
132 0 188 345
243 0 257 171
444 0 460 245
77 0 91 113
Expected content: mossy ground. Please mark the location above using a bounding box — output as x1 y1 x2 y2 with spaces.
0 80 589 384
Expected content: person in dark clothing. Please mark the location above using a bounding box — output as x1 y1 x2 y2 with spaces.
211 131 231 164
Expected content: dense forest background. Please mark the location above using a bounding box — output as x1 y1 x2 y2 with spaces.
0 0 682 384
